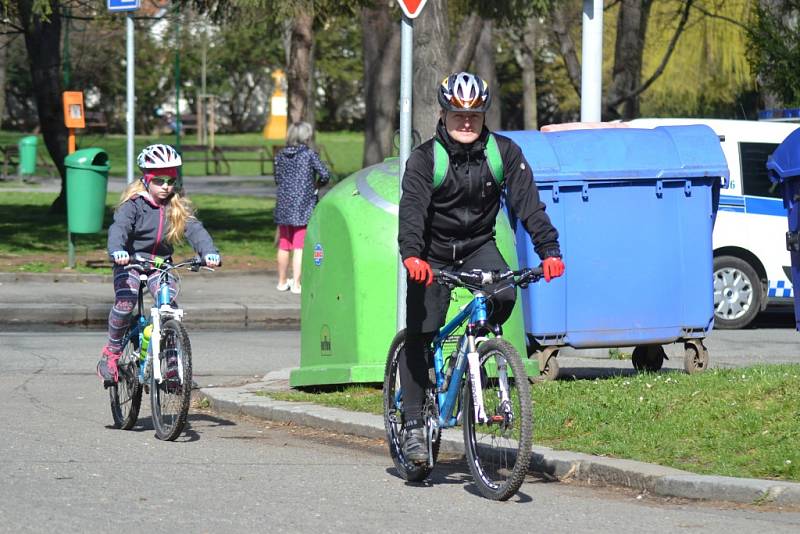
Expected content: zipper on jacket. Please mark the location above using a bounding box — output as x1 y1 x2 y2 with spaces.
151 205 165 257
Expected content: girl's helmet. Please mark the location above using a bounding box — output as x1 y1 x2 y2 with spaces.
437 72 491 112
137 144 182 170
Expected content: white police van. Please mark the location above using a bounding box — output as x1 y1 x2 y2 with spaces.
628 118 799 328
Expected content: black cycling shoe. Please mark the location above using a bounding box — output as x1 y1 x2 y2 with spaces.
402 427 428 464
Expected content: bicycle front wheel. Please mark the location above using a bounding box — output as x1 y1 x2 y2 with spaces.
109 326 143 430
462 338 533 501
150 319 192 441
383 329 439 482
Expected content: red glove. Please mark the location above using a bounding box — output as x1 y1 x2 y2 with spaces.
542 257 565 282
403 256 433 287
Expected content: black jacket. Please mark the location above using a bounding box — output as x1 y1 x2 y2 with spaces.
398 121 561 262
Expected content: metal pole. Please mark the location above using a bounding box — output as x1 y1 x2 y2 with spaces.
580 0 603 122
200 25 207 145
126 12 135 184
396 15 413 333
174 10 182 183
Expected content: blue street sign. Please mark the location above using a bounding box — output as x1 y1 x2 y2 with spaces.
108 0 139 12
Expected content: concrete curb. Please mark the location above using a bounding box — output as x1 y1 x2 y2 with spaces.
199 374 800 506
0 303 299 328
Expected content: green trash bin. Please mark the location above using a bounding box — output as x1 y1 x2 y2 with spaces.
18 136 38 176
290 158 532 387
65 148 110 234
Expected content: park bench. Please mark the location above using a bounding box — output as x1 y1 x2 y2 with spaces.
80 111 109 133
0 143 57 179
177 114 198 134
213 145 272 175
179 144 223 175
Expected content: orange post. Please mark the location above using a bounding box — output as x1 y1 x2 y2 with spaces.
62 91 85 155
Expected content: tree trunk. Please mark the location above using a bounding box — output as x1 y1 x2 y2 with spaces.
549 1 582 98
474 20 500 130
450 12 482 74
306 38 316 130
0 30 9 128
413 0 449 142
605 0 652 120
512 16 541 130
18 0 68 214
361 7 400 167
287 8 313 125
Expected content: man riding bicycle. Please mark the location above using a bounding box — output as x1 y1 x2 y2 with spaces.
398 72 565 462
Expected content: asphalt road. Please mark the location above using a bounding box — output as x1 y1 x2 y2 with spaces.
1 329 799 532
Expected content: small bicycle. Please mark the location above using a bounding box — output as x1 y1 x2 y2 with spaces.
384 266 543 500
107 255 214 441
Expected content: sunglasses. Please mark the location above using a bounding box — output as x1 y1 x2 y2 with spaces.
150 176 177 187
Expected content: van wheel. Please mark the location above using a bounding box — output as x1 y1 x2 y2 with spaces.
713 256 762 329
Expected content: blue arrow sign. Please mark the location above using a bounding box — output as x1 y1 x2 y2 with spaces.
108 0 139 12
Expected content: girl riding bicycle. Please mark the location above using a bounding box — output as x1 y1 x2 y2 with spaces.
97 144 221 386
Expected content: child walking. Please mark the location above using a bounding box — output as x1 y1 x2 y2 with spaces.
97 144 221 386
273 122 330 294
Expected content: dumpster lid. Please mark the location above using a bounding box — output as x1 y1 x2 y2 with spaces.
767 128 800 183
500 125 729 185
64 147 110 169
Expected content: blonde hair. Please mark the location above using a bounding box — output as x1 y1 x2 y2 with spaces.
286 121 314 146
118 181 197 245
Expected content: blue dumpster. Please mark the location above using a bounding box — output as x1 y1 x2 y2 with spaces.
766 129 800 331
501 125 729 377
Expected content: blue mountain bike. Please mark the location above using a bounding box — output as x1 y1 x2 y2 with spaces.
384 266 543 500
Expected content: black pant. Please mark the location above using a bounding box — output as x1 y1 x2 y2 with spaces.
399 241 516 427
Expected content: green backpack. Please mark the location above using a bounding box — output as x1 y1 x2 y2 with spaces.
432 133 504 190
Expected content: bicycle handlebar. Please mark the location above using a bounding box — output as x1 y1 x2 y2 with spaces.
432 266 544 289
124 255 214 273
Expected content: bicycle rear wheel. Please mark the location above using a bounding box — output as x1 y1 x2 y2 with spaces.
109 326 143 430
383 329 439 482
463 338 533 500
150 319 192 441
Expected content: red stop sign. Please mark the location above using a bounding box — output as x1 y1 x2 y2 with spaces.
396 0 427 19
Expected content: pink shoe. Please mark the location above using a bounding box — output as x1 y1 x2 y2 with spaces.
97 345 121 386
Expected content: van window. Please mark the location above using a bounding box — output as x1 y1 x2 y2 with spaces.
740 142 780 198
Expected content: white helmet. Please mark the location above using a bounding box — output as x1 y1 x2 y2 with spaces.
137 144 182 170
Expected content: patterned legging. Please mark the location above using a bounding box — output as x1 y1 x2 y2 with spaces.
106 265 178 353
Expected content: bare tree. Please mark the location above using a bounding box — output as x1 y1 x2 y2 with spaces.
449 11 482 73
361 5 400 167
605 0 653 119
509 15 542 129
549 0 694 121
286 5 313 124
412 0 449 142
17 0 68 212
474 19 499 130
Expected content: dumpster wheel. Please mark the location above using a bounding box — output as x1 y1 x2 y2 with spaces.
683 339 709 374
530 346 560 383
632 345 666 372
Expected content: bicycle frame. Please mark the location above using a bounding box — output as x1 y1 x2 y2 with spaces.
430 291 500 429
122 265 186 387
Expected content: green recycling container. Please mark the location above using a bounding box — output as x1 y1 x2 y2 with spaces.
290 158 532 387
18 135 38 175
65 148 110 234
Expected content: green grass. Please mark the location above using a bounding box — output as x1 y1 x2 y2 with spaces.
2 130 365 179
0 191 275 272
265 364 800 481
